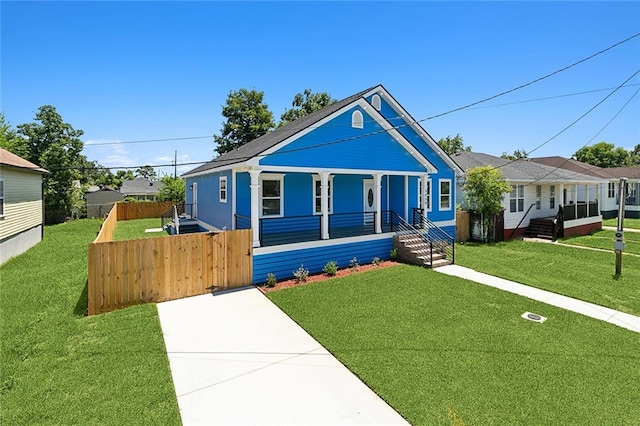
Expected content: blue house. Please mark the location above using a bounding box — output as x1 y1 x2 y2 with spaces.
182 85 462 284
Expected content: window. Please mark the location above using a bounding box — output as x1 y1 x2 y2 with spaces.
371 94 381 111
550 185 555 210
535 185 541 210
312 176 332 214
351 110 364 129
0 179 4 217
439 179 451 210
510 185 524 212
608 182 616 198
261 175 283 217
219 177 227 203
418 178 431 211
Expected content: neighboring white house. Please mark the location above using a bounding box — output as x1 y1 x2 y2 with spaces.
530 156 640 219
453 152 602 239
0 148 48 265
120 177 163 201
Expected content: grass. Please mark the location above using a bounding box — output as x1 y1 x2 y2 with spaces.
113 218 167 241
0 219 180 425
456 240 640 316
560 229 640 255
267 265 640 425
602 217 640 229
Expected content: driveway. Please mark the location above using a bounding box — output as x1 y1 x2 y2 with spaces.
157 287 408 425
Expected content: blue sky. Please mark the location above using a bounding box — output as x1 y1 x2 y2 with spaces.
2 1 639 177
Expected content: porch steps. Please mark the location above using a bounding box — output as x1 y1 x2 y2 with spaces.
394 235 452 268
525 218 556 240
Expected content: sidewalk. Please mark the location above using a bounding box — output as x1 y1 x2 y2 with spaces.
603 225 640 233
435 264 640 333
157 287 409 426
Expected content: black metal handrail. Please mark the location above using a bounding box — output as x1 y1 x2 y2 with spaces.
260 214 322 246
409 210 455 264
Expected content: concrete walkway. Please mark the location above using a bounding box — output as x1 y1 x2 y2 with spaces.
603 225 640 233
436 264 640 333
157 287 408 426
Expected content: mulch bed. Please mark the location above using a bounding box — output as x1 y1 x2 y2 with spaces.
257 260 402 293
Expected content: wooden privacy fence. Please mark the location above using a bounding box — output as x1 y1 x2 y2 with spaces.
456 210 470 242
88 221 253 315
117 201 175 220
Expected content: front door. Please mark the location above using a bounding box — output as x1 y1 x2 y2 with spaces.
363 179 375 224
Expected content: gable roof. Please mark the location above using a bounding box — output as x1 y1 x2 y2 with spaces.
452 152 601 183
604 166 640 179
531 156 640 180
120 177 163 195
183 86 378 177
0 148 48 173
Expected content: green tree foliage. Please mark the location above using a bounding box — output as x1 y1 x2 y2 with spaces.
573 142 630 168
627 144 640 165
462 166 511 217
279 89 336 127
16 105 85 221
501 149 528 160
214 89 275 155
157 174 185 202
135 165 157 179
437 134 471 155
0 113 29 157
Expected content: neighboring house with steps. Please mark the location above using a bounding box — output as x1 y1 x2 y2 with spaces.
182 85 462 282
452 152 602 241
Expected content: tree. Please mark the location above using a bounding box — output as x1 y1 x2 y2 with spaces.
0 113 28 158
279 89 336 127
573 142 629 168
437 134 471 155
462 166 511 242
626 144 640 166
501 149 528 160
135 165 157 179
214 89 275 155
16 105 84 222
157 174 185 202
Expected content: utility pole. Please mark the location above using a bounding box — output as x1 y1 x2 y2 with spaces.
174 150 177 178
614 177 627 276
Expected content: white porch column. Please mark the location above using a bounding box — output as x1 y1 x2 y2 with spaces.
420 174 429 214
320 172 330 240
559 183 565 207
404 175 409 221
249 170 261 247
374 173 383 234
574 184 579 217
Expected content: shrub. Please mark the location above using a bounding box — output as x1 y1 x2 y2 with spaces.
390 247 398 259
372 257 381 266
322 261 338 276
293 265 309 283
265 273 277 288
349 257 359 271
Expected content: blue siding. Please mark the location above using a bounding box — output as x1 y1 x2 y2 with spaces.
236 172 250 217
333 174 368 213
253 237 393 284
186 171 233 230
259 107 427 172
388 175 405 216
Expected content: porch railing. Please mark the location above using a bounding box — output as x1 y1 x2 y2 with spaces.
160 203 194 229
562 201 599 221
396 210 454 264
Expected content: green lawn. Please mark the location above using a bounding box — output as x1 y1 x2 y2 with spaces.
113 218 168 241
456 240 640 316
602 217 640 229
267 265 640 425
0 220 180 425
560 229 640 255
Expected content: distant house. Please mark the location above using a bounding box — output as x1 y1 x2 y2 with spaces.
0 148 48 265
84 186 124 218
530 156 640 219
453 152 602 240
120 177 163 201
182 84 462 283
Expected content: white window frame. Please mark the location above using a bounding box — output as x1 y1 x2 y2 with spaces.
0 179 4 218
418 178 432 212
219 176 228 203
510 185 524 213
439 179 452 211
312 175 333 215
371 94 381 111
608 182 615 198
260 174 284 218
535 185 541 210
550 185 555 210
351 110 364 129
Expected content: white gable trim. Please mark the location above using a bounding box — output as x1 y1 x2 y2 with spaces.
363 86 464 176
255 98 437 174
